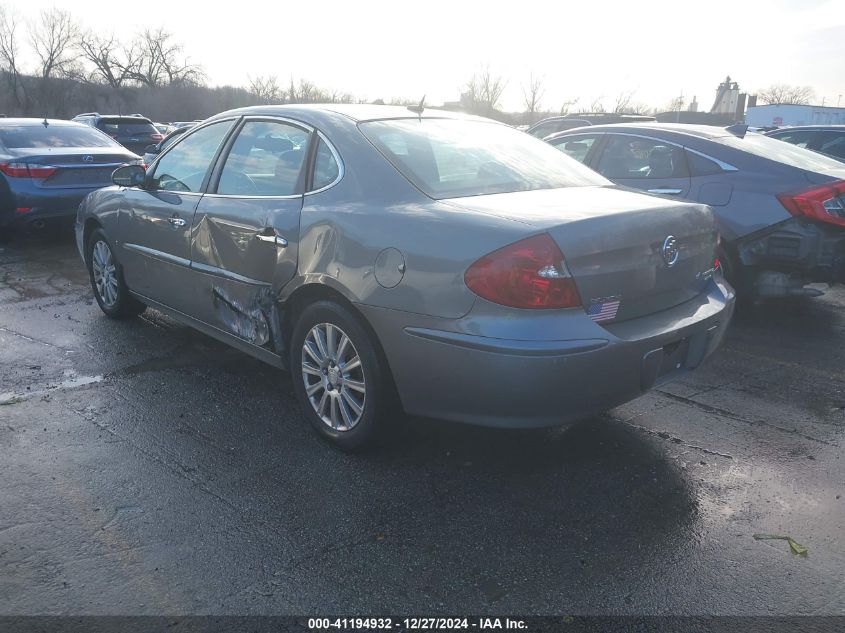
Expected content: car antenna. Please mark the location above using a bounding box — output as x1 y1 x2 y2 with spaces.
725 123 748 138
407 95 426 122
42 113 49 128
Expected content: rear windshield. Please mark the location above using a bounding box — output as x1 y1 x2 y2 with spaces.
0 124 120 149
716 132 844 172
359 118 608 199
98 119 157 136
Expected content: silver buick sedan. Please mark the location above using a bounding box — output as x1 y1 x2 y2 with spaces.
76 105 735 449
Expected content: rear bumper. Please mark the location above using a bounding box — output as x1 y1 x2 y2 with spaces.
736 218 845 284
360 278 735 428
0 187 100 228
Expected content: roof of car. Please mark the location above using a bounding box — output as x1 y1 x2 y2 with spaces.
767 125 845 132
550 122 739 140
211 103 489 125
0 118 86 127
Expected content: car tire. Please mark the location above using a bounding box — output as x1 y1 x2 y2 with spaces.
86 228 145 319
290 300 391 450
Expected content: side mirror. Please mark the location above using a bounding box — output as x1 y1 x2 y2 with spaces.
144 144 159 154
112 164 146 188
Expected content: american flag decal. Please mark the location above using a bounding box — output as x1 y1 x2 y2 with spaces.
587 298 621 322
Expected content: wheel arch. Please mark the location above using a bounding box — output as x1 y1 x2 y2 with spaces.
280 282 401 408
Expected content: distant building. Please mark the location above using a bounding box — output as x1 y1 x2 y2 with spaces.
745 103 845 127
710 76 752 122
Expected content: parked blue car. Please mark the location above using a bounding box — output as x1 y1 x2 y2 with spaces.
0 118 139 234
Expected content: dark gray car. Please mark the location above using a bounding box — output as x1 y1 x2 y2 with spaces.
764 125 845 163
546 123 845 298
76 105 734 449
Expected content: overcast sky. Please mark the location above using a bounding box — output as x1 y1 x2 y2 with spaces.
4 0 844 112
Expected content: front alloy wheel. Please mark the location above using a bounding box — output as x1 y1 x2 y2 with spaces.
86 228 145 319
91 239 119 308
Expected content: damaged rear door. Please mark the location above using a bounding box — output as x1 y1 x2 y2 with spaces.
190 117 311 350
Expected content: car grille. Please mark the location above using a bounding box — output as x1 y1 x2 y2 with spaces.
43 168 116 187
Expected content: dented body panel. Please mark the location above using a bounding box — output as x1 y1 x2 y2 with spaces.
76 104 735 429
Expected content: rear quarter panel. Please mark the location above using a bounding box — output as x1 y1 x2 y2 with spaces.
286 115 534 319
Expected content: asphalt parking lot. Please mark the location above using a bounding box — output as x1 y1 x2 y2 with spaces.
1 231 843 615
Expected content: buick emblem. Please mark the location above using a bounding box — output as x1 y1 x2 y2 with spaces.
661 235 680 267
82 155 94 162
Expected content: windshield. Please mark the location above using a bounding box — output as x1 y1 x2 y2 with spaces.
359 118 609 199
716 132 845 173
0 124 120 149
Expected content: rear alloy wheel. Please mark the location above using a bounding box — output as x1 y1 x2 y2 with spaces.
302 322 366 432
86 228 145 319
291 300 389 450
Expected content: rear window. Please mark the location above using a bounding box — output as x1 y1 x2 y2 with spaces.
98 119 157 136
716 132 844 172
0 124 119 149
359 118 608 199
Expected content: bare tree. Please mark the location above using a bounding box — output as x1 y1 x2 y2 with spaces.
465 65 507 114
559 98 579 115
666 94 686 112
0 4 25 105
129 28 204 87
757 83 815 105
611 90 633 114
77 31 135 87
30 8 78 79
521 72 545 122
587 96 606 113
248 74 283 103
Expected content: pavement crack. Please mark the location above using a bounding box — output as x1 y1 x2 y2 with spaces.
655 389 837 447
0 325 74 353
621 420 734 459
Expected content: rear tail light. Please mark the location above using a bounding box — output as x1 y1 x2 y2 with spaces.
0 162 57 178
777 180 845 228
150 133 163 141
464 233 581 309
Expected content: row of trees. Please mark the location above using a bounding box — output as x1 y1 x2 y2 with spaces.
0 4 822 122
0 5 206 115
465 66 818 124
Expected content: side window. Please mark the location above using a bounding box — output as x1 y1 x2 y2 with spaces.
160 131 184 152
770 130 815 148
217 120 307 196
548 135 598 164
597 136 688 179
311 138 340 190
528 122 554 138
685 150 724 176
151 120 234 193
817 132 845 160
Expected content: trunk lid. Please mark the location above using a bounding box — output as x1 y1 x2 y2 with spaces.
7 148 136 189
444 186 718 322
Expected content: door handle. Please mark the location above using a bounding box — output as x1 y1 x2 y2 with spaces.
255 232 288 248
647 188 683 195
168 217 186 227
